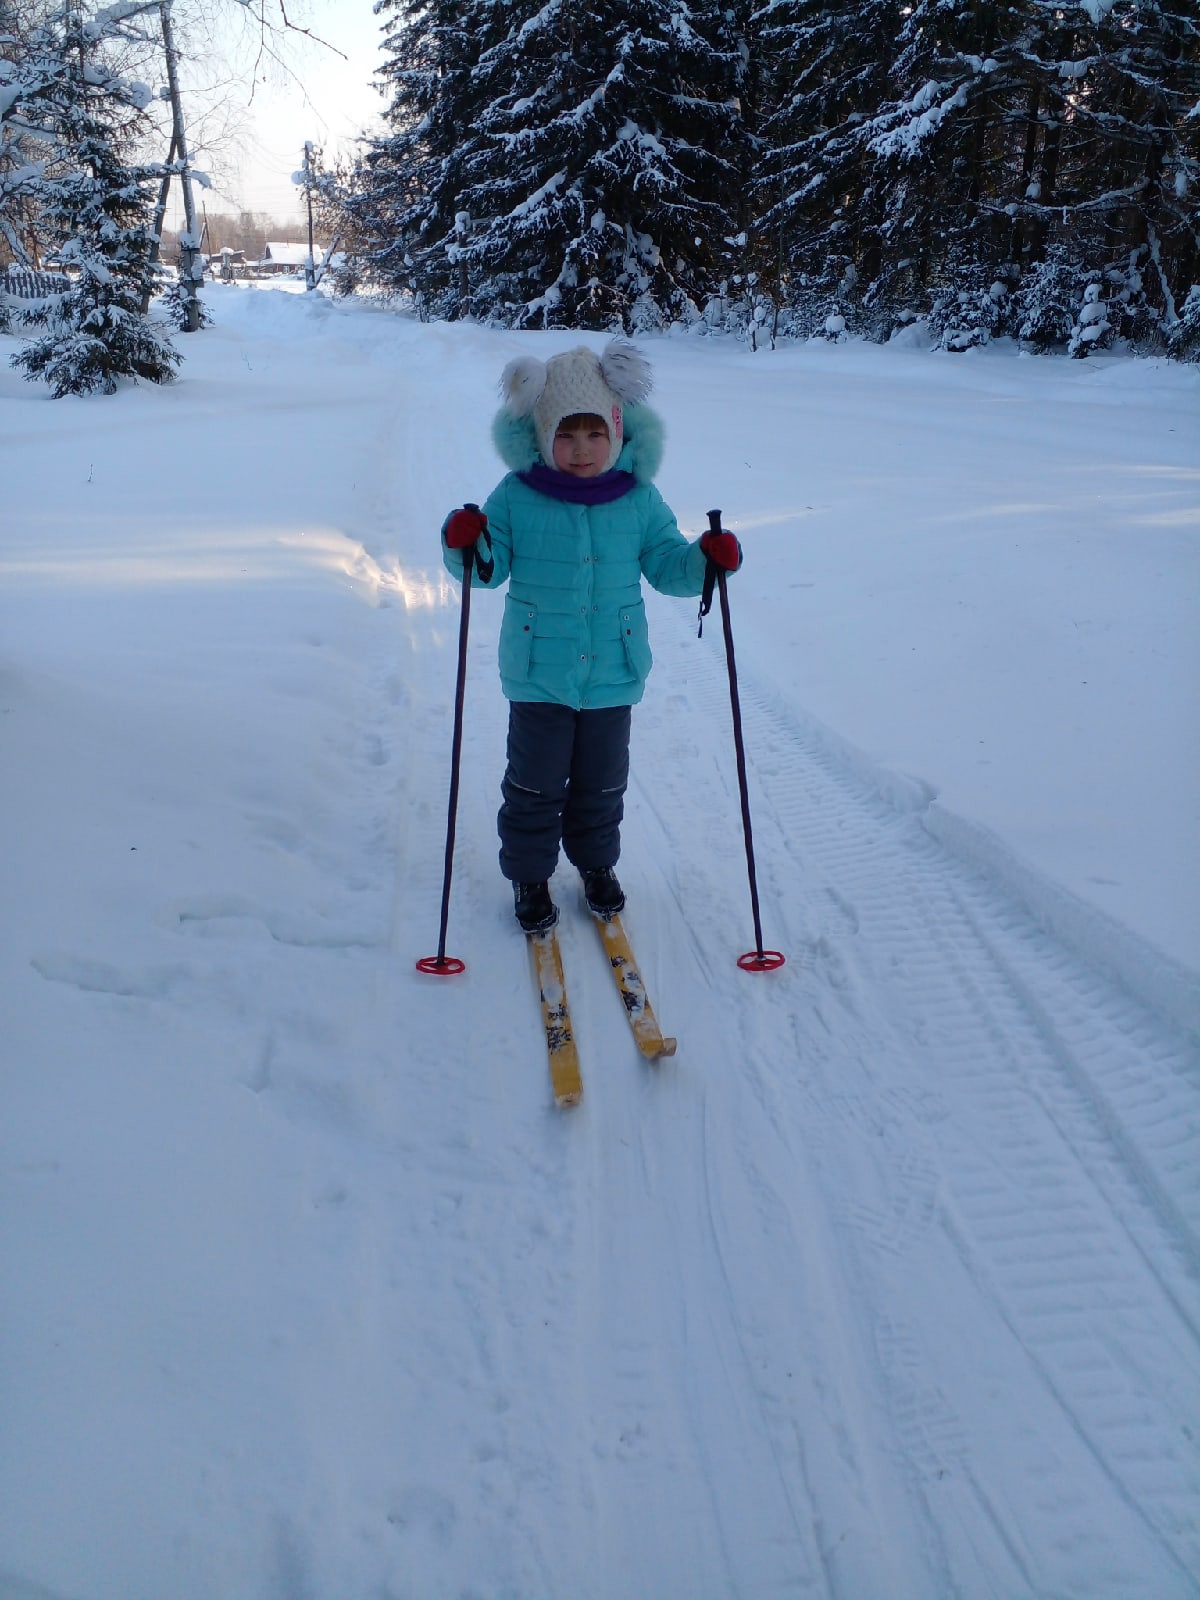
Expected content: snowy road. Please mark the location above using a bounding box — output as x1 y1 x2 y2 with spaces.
2 290 1198 1599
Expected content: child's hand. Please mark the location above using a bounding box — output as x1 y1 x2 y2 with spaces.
699 530 743 571
443 507 488 548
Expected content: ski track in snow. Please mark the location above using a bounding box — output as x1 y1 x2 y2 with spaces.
623 596 1200 1598
4 304 1198 1600
261 411 1198 1596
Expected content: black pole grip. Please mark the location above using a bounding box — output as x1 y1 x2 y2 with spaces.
697 507 721 636
461 501 494 583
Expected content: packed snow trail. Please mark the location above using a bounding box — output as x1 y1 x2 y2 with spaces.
611 598 1200 1598
356 325 1200 1597
1 291 1197 1600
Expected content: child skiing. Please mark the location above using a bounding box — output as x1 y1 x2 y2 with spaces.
442 339 742 934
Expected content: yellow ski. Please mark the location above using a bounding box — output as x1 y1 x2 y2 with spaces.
529 928 583 1107
593 913 677 1060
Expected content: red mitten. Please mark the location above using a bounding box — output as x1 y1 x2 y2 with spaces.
443 507 488 549
699 530 743 571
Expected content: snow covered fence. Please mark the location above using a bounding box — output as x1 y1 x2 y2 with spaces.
1 265 71 306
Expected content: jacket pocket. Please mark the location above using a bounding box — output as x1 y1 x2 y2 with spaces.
500 594 537 682
618 597 652 680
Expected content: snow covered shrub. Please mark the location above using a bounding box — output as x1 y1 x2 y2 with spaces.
16 280 181 396
702 291 733 335
1068 277 1113 359
818 304 847 342
1013 251 1079 352
780 257 868 342
159 278 212 331
326 256 363 298
1102 254 1159 348
703 278 787 349
629 293 669 335
747 290 785 351
813 261 865 340
701 259 785 348
1167 285 1200 362
927 272 1009 351
14 198 181 396
880 308 935 349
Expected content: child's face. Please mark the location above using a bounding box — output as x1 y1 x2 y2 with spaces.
552 415 610 477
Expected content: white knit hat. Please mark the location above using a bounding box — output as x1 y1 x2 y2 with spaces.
499 340 654 472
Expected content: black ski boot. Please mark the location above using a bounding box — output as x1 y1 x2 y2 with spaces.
581 865 625 920
513 880 558 935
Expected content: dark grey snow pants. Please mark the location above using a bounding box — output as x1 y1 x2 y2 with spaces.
498 701 632 884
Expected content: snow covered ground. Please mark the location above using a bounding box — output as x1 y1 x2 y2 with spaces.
1 286 1198 1599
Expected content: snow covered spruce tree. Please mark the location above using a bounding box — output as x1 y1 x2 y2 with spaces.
679 0 770 338
748 0 1198 354
751 0 901 338
912 0 1200 354
461 0 745 329
9 3 178 395
849 0 1031 345
1003 0 1200 355
356 0 746 329
1 2 71 279
343 0 505 313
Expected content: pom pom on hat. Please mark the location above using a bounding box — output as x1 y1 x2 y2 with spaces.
599 339 653 405
498 355 547 418
498 339 653 473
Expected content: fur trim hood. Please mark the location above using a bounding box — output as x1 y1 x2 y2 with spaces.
491 401 665 484
492 338 664 482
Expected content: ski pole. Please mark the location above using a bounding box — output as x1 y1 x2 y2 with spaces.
701 509 785 973
417 504 492 976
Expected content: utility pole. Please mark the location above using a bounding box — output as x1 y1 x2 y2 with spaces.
303 141 316 292
158 0 201 331
142 127 179 313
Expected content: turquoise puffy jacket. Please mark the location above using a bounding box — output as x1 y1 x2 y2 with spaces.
444 402 708 710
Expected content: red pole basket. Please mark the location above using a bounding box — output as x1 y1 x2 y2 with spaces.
737 949 786 973
416 955 467 976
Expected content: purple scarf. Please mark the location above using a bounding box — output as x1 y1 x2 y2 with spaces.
518 464 638 505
